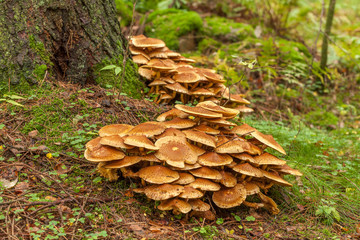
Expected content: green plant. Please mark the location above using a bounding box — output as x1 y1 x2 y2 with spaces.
192 225 219 239
0 94 26 107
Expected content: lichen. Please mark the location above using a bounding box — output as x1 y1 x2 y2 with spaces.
145 9 203 50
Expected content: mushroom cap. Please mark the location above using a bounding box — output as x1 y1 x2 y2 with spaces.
104 156 141 168
164 117 197 129
175 105 223 118
232 163 264 178
190 88 215 97
271 164 302 176
158 198 192 214
244 182 261 195
140 154 161 163
178 186 204 199
100 135 134 149
205 118 237 127
160 76 175 84
172 56 196 63
188 143 206 156
173 72 201 84
148 49 169 58
156 109 189 122
261 170 293 187
193 124 220 135
129 45 148 56
138 66 155 80
251 131 286 155
136 165 180 184
182 130 216 148
155 136 198 168
144 184 184 200
198 152 233 167
165 82 189 94
220 171 237 187
212 183 247 208
253 152 286 166
215 139 252 154
228 94 251 104
235 105 254 113
156 128 186 140
123 135 158 150
173 172 195 185
145 59 176 70
127 122 166 137
98 124 134 137
231 153 257 165
197 101 227 113
84 146 125 162
86 137 102 151
148 80 166 87
231 124 257 136
189 199 210 212
132 37 166 48
188 178 221 191
132 54 149 65
190 167 222 180
197 69 225 83
171 163 202 171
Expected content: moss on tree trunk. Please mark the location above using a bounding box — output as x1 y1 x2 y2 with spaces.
0 0 142 97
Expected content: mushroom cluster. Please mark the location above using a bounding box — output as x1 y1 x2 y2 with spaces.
84 101 301 217
129 35 253 113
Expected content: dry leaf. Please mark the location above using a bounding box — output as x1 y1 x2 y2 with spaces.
28 130 39 138
14 182 29 194
54 163 70 175
45 196 57 201
0 177 18 189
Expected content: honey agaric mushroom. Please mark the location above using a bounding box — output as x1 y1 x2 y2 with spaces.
198 152 233 167
193 124 220 135
96 162 119 182
258 192 280 215
231 153 257 165
163 117 197 129
158 198 192 214
173 173 195 185
188 178 221 191
123 135 158 151
232 163 264 180
165 83 189 103
132 54 149 65
244 182 261 195
215 139 252 154
156 109 189 122
84 146 125 162
156 128 187 140
86 137 102 151
231 123 257 136
253 153 287 168
188 199 210 212
182 130 216 148
100 135 134 149
136 165 179 184
190 167 222 180
155 136 197 167
127 122 166 137
144 184 184 200
148 80 166 95
178 186 204 199
261 170 293 187
251 131 286 155
175 105 223 119
219 171 237 188
132 37 166 49
271 164 303 176
98 124 134 137
212 184 247 208
104 156 141 169
138 66 155 80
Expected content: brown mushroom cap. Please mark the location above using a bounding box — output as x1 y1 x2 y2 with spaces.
100 135 134 149
193 124 220 135
164 117 197 129
104 156 141 169
165 82 189 95
123 135 158 150
86 137 102 151
244 182 261 195
235 105 254 113
158 198 192 214
145 59 176 70
188 143 207 156
173 72 201 84
212 183 247 208
198 152 233 167
84 146 125 162
205 118 237 127
144 184 184 200
136 165 179 184
127 122 166 137
155 136 198 167
215 139 252 154
182 130 216 148
188 178 221 191
253 152 286 166
231 124 257 136
220 171 237 188
271 164 302 176
228 94 251 104
261 170 293 187
156 128 187 140
171 163 202 171
232 163 264 178
190 167 222 180
132 54 149 65
98 124 134 137
189 199 210 211
178 186 204 199
138 66 155 80
132 37 166 48
251 131 286 155
190 88 216 97
156 109 189 122
175 105 223 119
230 153 257 165
173 172 195 185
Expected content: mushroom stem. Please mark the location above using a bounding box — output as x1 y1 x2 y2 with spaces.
199 96 205 102
149 86 155 94
180 94 185 104
141 179 146 186
239 174 246 181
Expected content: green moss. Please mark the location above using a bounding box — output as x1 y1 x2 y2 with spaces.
114 0 133 26
305 110 339 127
203 16 254 41
93 45 143 99
29 34 52 67
197 38 222 54
145 9 203 50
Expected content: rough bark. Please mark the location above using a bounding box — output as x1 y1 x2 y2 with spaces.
0 0 139 89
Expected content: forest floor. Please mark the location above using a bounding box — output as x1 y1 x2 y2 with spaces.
0 81 359 240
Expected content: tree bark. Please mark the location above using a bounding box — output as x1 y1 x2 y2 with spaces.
0 0 139 88
320 0 336 71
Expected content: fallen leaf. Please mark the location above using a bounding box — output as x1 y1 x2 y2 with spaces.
14 182 29 194
296 204 305 211
28 130 39 138
0 177 18 188
45 196 57 201
54 163 70 175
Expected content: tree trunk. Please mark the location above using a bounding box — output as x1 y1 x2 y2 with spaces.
0 0 141 94
320 0 336 71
